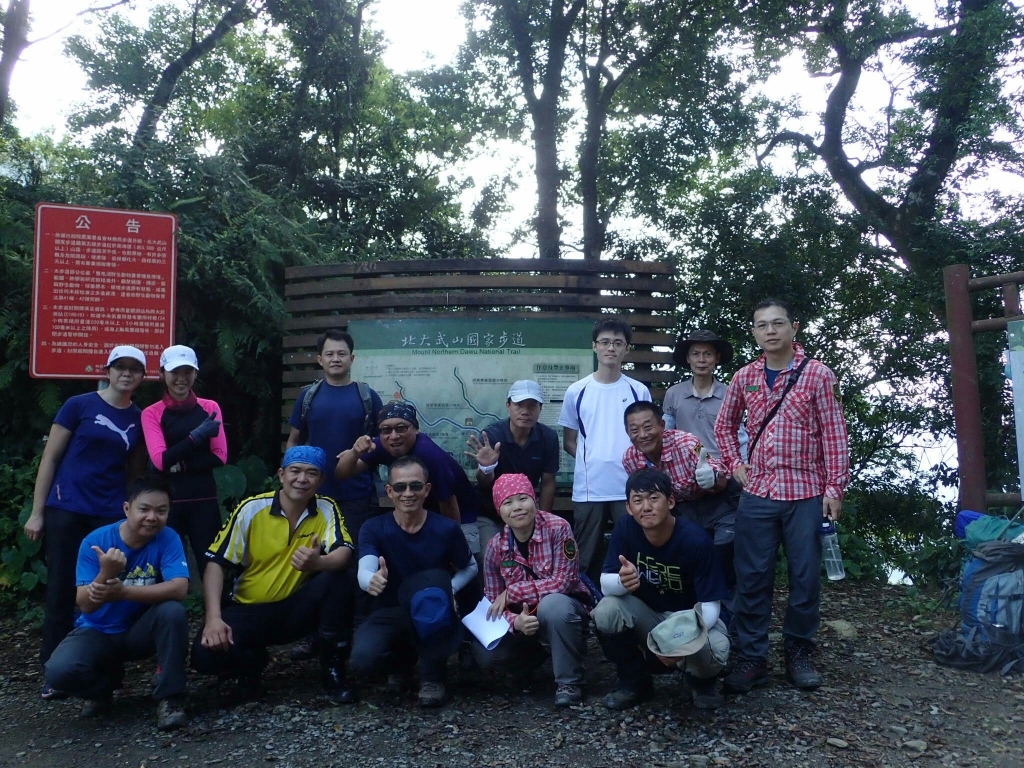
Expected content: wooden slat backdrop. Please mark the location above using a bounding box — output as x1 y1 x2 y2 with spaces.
282 258 680 436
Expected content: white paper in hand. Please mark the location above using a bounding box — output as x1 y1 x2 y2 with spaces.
461 597 510 650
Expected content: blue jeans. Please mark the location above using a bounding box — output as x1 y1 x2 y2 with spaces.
733 492 822 661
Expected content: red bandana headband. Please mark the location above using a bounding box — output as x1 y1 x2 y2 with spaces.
491 473 536 510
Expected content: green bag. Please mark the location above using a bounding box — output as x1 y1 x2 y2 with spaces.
965 515 1024 552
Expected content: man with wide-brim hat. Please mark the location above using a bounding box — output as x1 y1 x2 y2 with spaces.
664 330 735 461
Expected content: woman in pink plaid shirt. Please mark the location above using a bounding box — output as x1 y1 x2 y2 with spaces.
474 473 596 708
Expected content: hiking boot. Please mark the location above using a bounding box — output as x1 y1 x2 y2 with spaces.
554 683 583 708
236 673 265 700
289 635 319 662
601 680 653 711
722 659 769 694
685 673 724 710
320 661 357 705
417 681 447 708
80 693 113 719
387 671 414 694
156 696 188 731
318 638 356 704
40 682 68 701
785 645 822 690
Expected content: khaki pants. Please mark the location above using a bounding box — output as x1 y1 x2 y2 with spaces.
592 593 730 679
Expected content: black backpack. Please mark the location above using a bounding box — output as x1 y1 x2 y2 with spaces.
298 379 375 443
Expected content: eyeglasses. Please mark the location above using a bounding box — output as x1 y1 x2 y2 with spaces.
379 424 412 436
111 364 145 375
389 481 426 493
752 319 790 332
595 339 628 349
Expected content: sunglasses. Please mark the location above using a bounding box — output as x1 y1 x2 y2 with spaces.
389 481 426 493
379 424 412 436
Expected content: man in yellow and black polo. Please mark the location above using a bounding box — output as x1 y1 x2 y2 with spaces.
190 446 357 703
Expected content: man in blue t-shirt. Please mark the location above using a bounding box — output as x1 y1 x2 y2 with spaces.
350 456 478 708
594 469 730 711
285 330 383 662
337 401 481 557
44 476 190 730
286 329 383 539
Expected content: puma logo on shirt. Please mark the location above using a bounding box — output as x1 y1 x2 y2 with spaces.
94 414 136 448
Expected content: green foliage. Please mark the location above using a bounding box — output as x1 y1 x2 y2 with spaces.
0 454 44 611
214 455 276 520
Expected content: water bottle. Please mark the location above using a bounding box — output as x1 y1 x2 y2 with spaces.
821 521 845 581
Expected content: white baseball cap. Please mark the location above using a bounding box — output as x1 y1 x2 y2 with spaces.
105 345 146 369
160 345 200 372
507 380 544 404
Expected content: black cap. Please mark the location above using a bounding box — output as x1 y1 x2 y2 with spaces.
672 329 734 369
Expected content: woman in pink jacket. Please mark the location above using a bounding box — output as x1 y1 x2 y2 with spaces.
141 345 227 572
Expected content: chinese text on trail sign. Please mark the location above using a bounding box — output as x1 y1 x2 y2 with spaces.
31 204 177 379
349 318 595 486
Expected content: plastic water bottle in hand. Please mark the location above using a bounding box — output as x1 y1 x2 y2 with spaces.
821 521 845 581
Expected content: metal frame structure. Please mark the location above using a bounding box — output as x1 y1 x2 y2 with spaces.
943 264 1024 511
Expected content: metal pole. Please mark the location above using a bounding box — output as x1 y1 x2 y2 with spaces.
943 264 987 511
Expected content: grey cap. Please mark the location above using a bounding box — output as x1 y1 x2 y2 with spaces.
507 380 544 404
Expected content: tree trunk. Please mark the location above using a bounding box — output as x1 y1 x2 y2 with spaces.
579 70 604 261
0 0 31 127
500 0 584 259
133 0 254 148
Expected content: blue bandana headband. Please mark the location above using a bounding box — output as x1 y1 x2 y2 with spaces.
281 445 327 473
377 400 418 428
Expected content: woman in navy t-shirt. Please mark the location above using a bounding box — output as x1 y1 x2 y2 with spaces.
141 345 227 575
24 345 147 697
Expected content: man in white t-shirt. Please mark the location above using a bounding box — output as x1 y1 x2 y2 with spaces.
559 319 652 579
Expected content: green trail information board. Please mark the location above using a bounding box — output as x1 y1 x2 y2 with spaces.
349 318 594 485
1010 320 1024 497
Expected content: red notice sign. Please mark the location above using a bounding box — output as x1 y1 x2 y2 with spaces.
31 203 178 379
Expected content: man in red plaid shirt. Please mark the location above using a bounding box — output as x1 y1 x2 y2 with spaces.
473 474 595 707
715 299 849 694
622 401 740 607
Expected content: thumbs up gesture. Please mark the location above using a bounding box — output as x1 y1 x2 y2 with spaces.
368 556 388 596
92 545 127 579
513 603 539 635
695 448 716 490
291 533 322 572
618 554 640 593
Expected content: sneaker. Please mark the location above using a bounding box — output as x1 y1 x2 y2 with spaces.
417 681 447 708
288 636 319 662
40 682 68 701
80 693 113 719
601 680 653 711
785 645 822 690
554 683 583 708
722 659 769 694
685 674 724 710
156 696 188 731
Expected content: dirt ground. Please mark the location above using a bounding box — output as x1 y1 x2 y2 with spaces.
1 581 1022 768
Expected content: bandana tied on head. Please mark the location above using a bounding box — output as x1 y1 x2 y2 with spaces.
281 445 327 473
377 400 419 428
492 473 536 511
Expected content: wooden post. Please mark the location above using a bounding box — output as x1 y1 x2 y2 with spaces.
943 264 987 512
